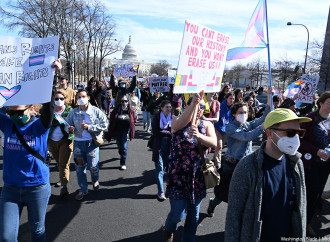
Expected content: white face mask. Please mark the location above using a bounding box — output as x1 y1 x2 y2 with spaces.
272 131 300 155
236 114 248 124
55 100 65 107
122 102 128 109
78 97 88 106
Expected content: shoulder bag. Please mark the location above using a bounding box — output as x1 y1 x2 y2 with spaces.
12 125 48 164
197 142 220 189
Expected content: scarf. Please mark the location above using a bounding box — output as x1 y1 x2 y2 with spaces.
160 111 172 129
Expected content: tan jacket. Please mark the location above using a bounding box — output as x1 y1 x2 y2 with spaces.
59 87 77 108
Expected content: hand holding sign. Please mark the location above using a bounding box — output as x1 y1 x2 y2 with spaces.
51 58 62 71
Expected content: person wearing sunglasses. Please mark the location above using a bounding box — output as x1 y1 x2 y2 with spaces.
225 108 311 242
207 87 272 217
0 59 61 241
105 95 137 170
66 89 108 200
47 90 74 198
164 92 217 242
299 91 330 236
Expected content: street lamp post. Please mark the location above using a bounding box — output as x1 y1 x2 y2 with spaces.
287 22 309 74
71 42 76 89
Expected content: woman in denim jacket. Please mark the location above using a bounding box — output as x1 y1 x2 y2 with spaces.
66 89 108 201
207 87 272 217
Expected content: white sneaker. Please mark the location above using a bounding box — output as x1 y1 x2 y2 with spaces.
120 165 127 170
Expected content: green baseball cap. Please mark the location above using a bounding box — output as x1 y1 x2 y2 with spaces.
264 108 312 129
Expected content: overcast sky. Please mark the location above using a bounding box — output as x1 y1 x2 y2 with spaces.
0 0 329 69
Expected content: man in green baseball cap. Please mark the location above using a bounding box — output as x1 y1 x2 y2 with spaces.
225 108 311 241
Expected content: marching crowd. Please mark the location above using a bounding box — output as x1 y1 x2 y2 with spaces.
0 59 329 242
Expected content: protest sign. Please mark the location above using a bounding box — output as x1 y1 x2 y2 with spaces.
0 36 59 106
168 69 176 84
174 21 230 93
149 76 170 93
296 74 319 104
113 63 139 78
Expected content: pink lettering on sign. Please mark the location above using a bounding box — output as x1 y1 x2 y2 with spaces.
185 46 198 57
192 36 204 47
188 57 206 69
185 22 199 34
201 28 215 40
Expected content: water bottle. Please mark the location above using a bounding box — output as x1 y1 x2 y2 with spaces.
325 146 330 155
321 146 330 161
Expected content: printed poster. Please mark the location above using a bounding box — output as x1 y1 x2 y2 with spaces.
296 74 319 104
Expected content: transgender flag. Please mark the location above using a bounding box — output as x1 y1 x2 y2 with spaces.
226 0 267 61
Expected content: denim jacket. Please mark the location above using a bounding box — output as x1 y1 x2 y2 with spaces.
66 104 108 140
225 105 270 161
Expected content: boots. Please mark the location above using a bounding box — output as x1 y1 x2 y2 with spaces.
163 229 173 242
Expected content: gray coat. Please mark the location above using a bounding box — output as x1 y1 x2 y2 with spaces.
225 142 306 242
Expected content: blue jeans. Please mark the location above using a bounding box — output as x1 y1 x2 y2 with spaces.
142 111 151 130
115 130 129 166
73 140 99 192
155 137 170 193
165 198 202 242
0 183 51 242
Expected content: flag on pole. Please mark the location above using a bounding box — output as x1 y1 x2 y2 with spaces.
226 0 267 61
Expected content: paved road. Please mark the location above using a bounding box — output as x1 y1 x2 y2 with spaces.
0 115 330 241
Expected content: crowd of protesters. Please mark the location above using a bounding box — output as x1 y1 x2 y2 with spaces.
0 59 329 242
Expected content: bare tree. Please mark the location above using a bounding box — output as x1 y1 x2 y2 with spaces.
308 40 323 75
150 60 171 76
232 63 245 88
272 55 296 90
248 58 266 87
0 0 121 82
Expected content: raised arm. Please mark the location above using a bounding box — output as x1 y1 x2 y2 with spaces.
127 76 137 93
40 59 62 129
171 92 202 133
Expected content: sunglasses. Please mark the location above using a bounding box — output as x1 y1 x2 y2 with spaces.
122 100 128 103
199 105 205 110
55 98 65 101
7 107 30 116
272 128 306 138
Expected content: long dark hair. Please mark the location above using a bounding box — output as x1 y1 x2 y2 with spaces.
220 85 229 94
87 77 100 88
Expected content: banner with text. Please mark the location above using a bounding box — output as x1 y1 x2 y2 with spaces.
174 21 230 93
296 74 319 104
113 63 139 78
0 36 59 106
149 76 170 93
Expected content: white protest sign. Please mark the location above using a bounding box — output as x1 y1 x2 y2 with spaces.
174 21 230 94
148 76 170 93
0 36 59 106
296 74 319 104
113 63 138 78
168 69 176 84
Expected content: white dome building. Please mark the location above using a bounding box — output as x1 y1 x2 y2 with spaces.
106 36 157 77
122 36 138 61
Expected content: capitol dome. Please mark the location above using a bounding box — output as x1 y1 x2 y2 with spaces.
122 36 138 60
